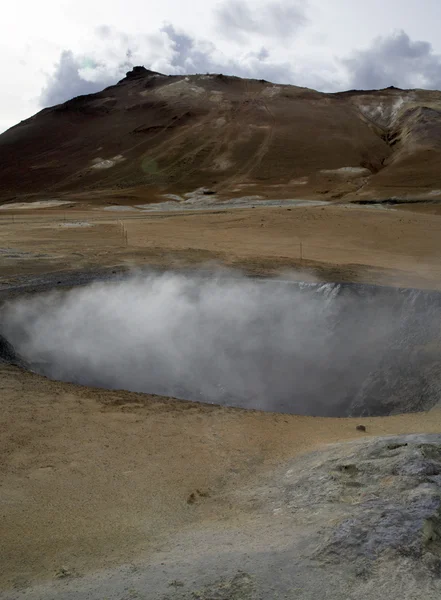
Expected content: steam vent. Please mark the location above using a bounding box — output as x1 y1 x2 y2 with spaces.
2 275 441 417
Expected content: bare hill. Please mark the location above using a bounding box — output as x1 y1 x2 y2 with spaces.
1 66 441 203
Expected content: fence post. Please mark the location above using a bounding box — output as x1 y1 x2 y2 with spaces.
119 221 124 245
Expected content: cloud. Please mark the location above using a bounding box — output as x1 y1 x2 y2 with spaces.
39 51 119 106
215 0 308 43
157 25 339 89
40 17 441 110
38 28 172 107
38 20 337 108
160 24 216 74
342 30 441 90
37 0 314 109
161 24 310 84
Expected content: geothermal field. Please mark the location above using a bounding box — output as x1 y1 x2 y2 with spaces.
2 199 441 600
2 69 441 599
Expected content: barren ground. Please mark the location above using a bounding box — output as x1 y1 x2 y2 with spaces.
2 200 441 595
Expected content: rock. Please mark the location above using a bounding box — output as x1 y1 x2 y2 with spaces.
55 566 71 579
303 436 441 573
168 580 184 588
125 66 151 79
356 425 367 432
0 333 24 366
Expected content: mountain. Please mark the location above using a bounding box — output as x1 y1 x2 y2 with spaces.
1 66 441 203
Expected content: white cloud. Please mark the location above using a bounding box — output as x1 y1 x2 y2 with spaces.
342 30 441 90
37 21 340 108
37 26 441 112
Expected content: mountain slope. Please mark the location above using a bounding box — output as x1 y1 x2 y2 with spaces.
1 67 441 203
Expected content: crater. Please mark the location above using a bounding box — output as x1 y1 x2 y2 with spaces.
1 273 441 417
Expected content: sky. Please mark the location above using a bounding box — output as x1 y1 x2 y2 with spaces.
2 0 441 132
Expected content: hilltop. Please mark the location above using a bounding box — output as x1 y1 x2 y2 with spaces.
1 67 441 204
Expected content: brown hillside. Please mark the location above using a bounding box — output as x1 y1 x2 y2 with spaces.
1 67 441 203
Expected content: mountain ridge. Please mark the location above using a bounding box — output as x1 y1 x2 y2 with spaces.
1 66 441 204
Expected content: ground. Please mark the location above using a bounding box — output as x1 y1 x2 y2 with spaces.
2 200 441 289
2 199 441 598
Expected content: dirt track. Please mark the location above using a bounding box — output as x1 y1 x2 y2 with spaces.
2 200 441 592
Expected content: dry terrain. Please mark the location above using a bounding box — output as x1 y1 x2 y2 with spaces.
2 201 441 289
2 70 441 598
1 199 441 598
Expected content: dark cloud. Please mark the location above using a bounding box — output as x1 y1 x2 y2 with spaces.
39 51 120 107
215 0 308 42
342 30 441 90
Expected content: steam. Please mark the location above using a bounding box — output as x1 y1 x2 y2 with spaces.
0 272 426 415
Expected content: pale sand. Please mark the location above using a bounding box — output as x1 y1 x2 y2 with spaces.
2 362 441 587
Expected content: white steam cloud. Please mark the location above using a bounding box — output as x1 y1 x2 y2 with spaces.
0 272 416 416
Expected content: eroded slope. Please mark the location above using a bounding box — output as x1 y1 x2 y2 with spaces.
1 69 441 202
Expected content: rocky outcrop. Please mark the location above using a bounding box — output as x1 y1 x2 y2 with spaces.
122 66 162 80
0 333 23 366
312 437 441 570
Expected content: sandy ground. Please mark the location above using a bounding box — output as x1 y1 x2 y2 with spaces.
2 201 441 288
3 364 441 591
2 200 441 593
